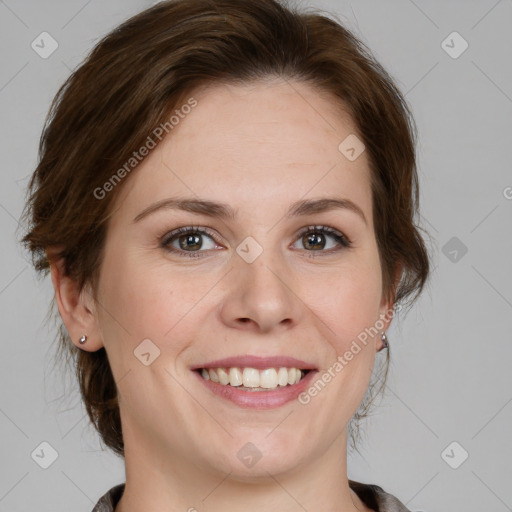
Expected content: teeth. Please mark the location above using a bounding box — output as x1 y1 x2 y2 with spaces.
229 367 243 387
243 367 260 388
277 367 289 386
217 367 230 385
260 368 278 388
199 366 307 390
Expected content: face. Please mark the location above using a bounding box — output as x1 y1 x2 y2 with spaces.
93 79 392 479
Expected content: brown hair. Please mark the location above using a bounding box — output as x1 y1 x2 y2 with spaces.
21 0 431 458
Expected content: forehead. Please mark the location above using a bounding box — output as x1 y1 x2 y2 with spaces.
111 79 373 226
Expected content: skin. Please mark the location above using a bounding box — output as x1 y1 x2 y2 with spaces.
50 78 398 512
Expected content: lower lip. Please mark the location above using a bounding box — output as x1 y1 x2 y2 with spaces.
193 370 317 409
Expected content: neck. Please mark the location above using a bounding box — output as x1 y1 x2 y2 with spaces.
115 420 369 512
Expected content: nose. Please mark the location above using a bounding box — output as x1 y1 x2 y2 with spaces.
219 246 302 333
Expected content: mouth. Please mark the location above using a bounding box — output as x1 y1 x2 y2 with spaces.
194 366 312 391
190 356 318 408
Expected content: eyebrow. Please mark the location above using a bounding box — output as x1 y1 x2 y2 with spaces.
133 196 367 225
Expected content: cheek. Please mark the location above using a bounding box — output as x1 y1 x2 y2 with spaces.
315 262 382 347
96 247 216 353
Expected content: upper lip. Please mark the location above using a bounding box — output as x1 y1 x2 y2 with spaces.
191 355 318 371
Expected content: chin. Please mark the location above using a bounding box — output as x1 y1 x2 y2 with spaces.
202 432 311 480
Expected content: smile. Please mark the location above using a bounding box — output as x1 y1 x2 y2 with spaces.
193 367 317 408
197 366 310 391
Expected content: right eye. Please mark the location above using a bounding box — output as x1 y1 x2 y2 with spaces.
160 226 223 258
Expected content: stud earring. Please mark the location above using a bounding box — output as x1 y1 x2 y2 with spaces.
379 331 389 351
79 335 88 344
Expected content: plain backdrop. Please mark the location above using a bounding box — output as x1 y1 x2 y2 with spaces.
1 1 511 511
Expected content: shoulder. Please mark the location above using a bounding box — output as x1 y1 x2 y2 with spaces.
349 479 412 512
91 483 125 512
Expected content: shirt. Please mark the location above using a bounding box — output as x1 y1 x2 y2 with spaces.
91 480 411 512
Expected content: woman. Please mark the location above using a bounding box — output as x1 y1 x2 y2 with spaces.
21 0 431 510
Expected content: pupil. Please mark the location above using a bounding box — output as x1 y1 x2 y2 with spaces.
305 232 324 250
180 234 201 251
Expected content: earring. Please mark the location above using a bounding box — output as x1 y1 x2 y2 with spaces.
379 331 389 351
79 335 88 344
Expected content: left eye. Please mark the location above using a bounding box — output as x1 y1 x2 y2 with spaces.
292 225 351 252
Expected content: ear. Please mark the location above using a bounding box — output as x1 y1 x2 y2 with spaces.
377 261 403 347
48 254 104 351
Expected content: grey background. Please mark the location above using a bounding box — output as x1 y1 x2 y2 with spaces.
1 0 511 511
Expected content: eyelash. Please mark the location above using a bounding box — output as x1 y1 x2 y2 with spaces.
160 224 352 259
